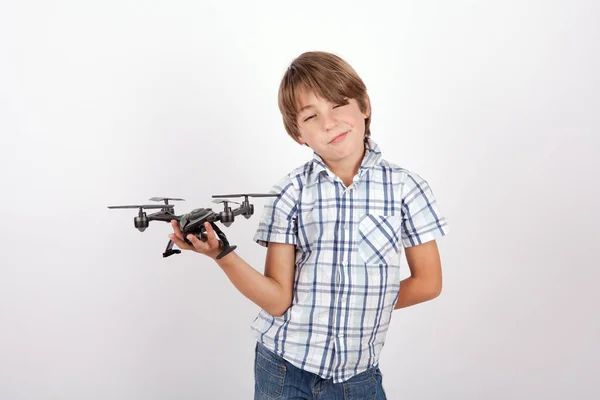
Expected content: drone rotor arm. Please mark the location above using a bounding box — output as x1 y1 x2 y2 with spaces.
147 212 182 223
230 204 252 217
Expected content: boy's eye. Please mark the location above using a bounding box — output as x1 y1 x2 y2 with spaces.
303 115 316 122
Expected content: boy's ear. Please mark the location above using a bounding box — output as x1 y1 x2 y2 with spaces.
363 93 371 118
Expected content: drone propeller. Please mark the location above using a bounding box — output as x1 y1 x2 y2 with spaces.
212 199 240 205
107 204 173 210
149 197 185 205
212 193 279 199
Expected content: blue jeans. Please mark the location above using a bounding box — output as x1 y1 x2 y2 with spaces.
254 342 387 399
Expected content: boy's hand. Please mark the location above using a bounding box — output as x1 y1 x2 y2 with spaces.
169 220 222 260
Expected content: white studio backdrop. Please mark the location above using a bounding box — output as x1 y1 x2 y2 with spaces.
1 1 599 399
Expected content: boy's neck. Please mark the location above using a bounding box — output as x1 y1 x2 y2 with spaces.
322 144 366 188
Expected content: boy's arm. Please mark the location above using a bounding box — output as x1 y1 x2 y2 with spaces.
169 220 295 317
394 240 442 309
395 170 449 309
215 242 296 317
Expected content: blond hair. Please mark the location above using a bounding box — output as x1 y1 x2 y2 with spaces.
278 51 371 144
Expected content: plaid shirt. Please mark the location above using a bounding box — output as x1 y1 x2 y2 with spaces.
251 138 449 383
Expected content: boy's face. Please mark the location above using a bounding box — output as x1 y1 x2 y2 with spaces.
295 89 370 164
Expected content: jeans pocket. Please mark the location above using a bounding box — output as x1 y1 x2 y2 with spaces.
375 368 387 399
357 214 402 265
343 368 377 400
254 344 286 399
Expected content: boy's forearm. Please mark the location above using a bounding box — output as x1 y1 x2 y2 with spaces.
214 251 288 316
394 276 441 309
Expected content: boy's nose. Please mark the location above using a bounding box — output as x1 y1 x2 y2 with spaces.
322 113 338 131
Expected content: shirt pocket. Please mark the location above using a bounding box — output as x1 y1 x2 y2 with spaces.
357 214 402 265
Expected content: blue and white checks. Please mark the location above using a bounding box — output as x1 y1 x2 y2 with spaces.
251 138 449 383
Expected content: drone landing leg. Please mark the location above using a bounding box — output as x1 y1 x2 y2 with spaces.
163 239 182 258
210 222 237 259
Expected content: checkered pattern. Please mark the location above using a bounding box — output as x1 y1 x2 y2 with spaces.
251 138 449 383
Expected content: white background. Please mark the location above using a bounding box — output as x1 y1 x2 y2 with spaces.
1 1 599 399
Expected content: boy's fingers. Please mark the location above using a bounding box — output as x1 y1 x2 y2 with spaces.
168 221 221 256
171 220 183 238
204 222 220 249
187 234 208 252
169 234 191 250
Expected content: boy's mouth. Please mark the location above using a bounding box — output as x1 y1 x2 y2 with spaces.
329 131 348 144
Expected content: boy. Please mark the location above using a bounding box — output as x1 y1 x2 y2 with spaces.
169 51 449 399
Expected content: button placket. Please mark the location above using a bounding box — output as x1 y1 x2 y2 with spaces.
341 186 352 288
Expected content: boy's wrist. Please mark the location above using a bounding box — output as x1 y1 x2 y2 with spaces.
203 239 227 261
213 248 237 266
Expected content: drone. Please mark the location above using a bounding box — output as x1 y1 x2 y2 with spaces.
107 193 279 259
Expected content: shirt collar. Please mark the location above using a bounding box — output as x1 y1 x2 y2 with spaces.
311 136 382 179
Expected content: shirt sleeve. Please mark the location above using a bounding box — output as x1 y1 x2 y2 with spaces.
400 171 450 247
253 174 299 247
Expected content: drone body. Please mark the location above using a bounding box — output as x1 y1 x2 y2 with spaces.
108 194 278 259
